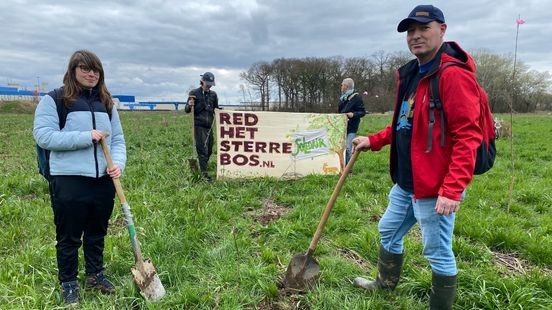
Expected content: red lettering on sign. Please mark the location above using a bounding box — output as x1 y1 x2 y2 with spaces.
244 113 258 126
255 142 267 153
282 142 292 154
220 126 259 139
249 155 259 166
243 141 253 152
230 141 242 151
269 142 281 153
220 153 231 165
233 154 248 166
220 141 291 154
232 113 243 125
220 112 231 124
234 127 246 139
220 140 230 152
220 126 234 138
220 112 259 126
245 127 258 139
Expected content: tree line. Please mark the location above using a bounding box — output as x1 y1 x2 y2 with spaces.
240 50 552 113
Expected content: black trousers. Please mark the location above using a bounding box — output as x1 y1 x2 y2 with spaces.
195 125 214 175
49 175 115 283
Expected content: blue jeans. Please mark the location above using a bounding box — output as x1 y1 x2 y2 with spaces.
378 184 458 276
345 132 356 165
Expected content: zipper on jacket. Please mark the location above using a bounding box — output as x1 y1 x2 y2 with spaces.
88 90 100 178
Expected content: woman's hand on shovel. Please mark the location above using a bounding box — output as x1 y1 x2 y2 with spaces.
91 129 105 143
97 132 122 179
107 165 122 179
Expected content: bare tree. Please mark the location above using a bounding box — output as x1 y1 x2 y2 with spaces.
240 50 551 113
240 61 271 110
473 50 552 113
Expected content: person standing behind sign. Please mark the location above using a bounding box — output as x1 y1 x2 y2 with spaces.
33 50 126 306
185 72 219 182
338 78 366 166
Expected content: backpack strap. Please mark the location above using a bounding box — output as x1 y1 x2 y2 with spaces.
426 63 460 152
50 88 68 129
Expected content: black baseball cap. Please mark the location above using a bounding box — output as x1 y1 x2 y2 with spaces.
201 72 216 86
397 5 445 32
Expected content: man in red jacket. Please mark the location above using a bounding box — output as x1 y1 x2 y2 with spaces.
352 5 483 309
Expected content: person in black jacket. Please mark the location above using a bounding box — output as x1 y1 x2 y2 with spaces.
185 72 219 182
338 78 366 166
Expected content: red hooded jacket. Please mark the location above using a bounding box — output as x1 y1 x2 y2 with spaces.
368 42 483 201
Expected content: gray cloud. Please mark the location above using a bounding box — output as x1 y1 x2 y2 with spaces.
1 0 549 103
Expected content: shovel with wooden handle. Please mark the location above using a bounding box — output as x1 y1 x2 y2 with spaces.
187 95 200 173
99 137 166 301
282 150 360 290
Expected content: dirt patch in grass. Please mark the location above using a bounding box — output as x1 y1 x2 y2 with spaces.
408 227 422 242
337 247 373 270
256 297 286 310
492 251 527 274
109 216 127 234
256 288 309 310
491 251 552 276
21 194 39 200
369 214 381 222
246 198 291 225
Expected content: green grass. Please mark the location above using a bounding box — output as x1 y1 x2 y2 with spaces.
0 110 551 309
0 100 37 114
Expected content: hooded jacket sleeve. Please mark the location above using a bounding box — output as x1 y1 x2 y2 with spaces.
368 125 393 151
108 107 127 172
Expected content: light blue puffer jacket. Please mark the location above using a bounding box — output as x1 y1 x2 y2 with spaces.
33 88 126 178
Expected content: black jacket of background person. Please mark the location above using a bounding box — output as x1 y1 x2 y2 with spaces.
338 92 366 134
185 87 219 128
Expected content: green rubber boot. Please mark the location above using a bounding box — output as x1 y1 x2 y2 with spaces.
429 272 457 310
353 245 403 291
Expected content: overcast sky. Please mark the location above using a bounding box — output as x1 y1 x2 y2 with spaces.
1 0 549 104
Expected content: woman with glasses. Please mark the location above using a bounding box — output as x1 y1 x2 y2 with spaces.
33 50 126 306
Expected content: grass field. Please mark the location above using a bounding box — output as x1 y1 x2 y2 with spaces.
0 107 551 309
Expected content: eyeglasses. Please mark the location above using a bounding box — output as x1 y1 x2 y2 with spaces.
77 64 100 75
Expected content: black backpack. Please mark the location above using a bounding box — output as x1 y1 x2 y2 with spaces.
427 63 496 175
36 88 67 181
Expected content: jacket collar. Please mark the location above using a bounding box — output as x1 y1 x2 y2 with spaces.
398 41 475 78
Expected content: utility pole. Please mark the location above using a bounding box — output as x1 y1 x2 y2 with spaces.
508 15 525 212
34 76 41 102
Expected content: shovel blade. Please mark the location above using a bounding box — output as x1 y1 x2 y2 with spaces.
131 259 166 301
282 253 320 290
